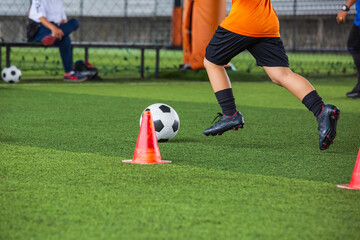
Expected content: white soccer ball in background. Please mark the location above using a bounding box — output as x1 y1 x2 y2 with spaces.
1 66 21 83
140 103 180 142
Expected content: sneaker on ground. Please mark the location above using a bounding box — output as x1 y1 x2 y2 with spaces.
317 104 340 150
203 111 244 136
63 72 88 82
41 35 56 46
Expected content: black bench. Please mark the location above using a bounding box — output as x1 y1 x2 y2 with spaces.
0 41 181 78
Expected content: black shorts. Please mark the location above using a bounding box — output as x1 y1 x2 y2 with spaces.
347 24 360 54
205 26 289 67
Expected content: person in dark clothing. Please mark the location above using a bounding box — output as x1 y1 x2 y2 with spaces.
337 0 360 98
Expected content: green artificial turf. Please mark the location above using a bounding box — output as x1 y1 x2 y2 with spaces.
0 78 359 239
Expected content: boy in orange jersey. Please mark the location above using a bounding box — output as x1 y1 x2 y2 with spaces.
203 0 340 150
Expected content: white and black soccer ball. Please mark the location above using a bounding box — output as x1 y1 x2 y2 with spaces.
1 66 21 83
140 103 180 142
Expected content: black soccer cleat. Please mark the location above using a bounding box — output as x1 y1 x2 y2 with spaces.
317 104 340 150
203 111 244 136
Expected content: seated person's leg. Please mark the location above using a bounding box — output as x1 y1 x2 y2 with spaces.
34 25 56 46
56 36 72 74
59 19 79 36
55 35 87 82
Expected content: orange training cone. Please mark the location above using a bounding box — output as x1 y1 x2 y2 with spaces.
123 111 171 164
337 147 360 190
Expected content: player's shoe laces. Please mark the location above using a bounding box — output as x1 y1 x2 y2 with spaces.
41 35 56 46
317 104 340 150
63 72 88 82
203 111 244 136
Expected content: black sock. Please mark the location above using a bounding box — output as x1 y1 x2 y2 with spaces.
215 88 237 116
302 90 324 117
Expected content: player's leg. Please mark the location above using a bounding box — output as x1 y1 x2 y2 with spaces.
203 58 231 92
249 38 339 150
203 58 237 117
203 58 244 136
263 67 315 101
264 66 340 150
202 27 252 136
347 24 360 98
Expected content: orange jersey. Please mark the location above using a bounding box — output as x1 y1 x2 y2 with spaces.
220 0 280 38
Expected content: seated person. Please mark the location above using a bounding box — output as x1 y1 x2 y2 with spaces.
28 0 87 82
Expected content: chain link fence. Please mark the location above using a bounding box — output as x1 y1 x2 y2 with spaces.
0 0 357 80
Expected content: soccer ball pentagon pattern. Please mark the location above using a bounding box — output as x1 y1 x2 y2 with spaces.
1 66 21 83
140 103 180 142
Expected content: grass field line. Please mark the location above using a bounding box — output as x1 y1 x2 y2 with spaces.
0 142 345 189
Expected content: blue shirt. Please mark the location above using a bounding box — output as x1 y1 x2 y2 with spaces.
355 1 360 27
